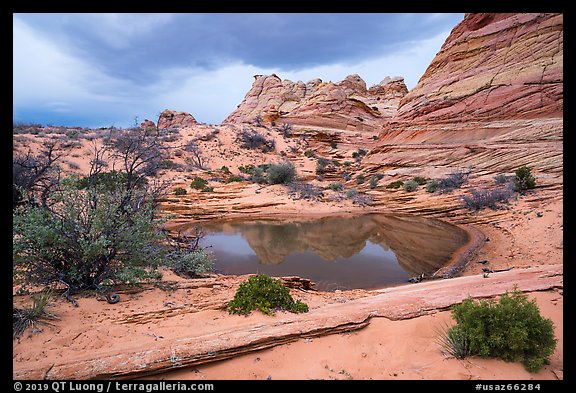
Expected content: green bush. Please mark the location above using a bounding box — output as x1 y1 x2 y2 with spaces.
200 186 214 192
168 249 214 278
225 174 244 183
267 161 296 185
13 178 167 294
173 187 187 195
328 182 344 191
190 176 208 190
426 179 439 193
386 180 404 189
441 290 557 372
514 166 536 191
369 175 379 189
403 180 418 192
315 157 331 175
227 274 309 316
355 174 366 184
413 176 428 185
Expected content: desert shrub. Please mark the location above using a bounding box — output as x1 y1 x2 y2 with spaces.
343 161 353 167
330 141 338 149
350 192 373 206
220 166 231 174
200 186 214 193
426 179 439 193
461 186 515 210
386 180 404 189
328 182 344 191
238 129 275 153
238 164 255 174
13 180 167 295
225 174 245 183
304 150 316 158
168 249 214 278
494 174 512 185
437 170 469 193
514 166 536 192
227 274 309 316
288 182 324 201
355 174 366 185
341 171 352 181
413 176 428 185
13 289 58 339
369 175 379 189
276 123 293 138
403 180 418 192
345 188 358 198
267 161 296 185
173 187 187 195
440 289 557 372
315 157 331 175
13 128 177 299
190 176 208 190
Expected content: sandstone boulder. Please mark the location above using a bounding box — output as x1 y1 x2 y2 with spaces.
157 109 197 129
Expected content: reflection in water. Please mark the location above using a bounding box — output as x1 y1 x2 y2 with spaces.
185 214 468 291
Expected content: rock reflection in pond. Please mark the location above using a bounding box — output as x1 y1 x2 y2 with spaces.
189 214 468 291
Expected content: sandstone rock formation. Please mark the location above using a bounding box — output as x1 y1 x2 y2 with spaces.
224 73 408 132
395 13 563 123
365 13 563 176
157 109 197 129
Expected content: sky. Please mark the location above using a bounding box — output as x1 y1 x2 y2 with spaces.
13 13 464 128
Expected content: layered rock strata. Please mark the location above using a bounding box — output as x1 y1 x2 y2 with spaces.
224 74 408 132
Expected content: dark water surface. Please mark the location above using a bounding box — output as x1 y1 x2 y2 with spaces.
189 214 468 291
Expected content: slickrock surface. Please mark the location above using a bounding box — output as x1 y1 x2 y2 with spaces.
12 264 562 380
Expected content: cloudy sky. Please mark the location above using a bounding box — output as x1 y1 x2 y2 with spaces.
13 13 464 128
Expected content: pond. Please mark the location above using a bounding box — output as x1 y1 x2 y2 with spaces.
181 214 469 291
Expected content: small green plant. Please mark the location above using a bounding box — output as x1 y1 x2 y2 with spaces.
220 166 231 174
267 161 296 185
200 186 214 192
342 161 353 167
426 179 439 193
413 176 428 185
13 289 58 339
438 289 557 372
304 150 316 158
227 274 309 316
316 157 331 175
328 182 344 191
514 166 536 191
173 187 187 195
403 180 418 192
355 174 366 185
345 188 358 198
190 176 208 190
168 249 214 278
369 175 379 189
225 174 244 183
386 180 404 189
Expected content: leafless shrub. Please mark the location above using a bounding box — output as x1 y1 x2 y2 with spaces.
288 182 324 201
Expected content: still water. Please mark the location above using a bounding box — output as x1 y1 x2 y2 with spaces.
189 214 468 291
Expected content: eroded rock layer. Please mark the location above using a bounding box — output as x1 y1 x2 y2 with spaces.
224 74 408 132
395 13 563 124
